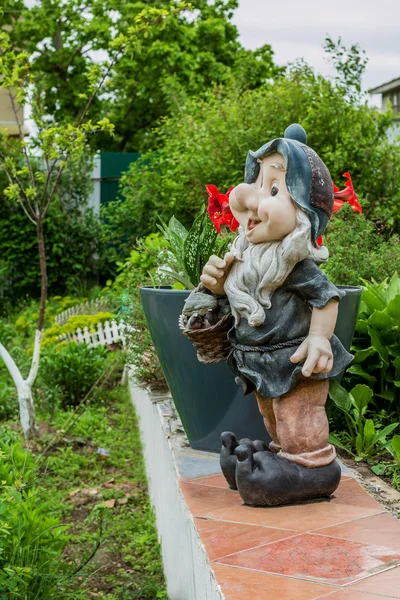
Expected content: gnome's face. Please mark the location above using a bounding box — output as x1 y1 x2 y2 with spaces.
229 152 297 244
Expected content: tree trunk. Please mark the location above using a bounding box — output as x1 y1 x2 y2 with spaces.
37 218 48 332
0 341 38 438
18 381 39 439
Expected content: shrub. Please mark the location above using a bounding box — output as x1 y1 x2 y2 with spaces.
106 234 173 390
42 311 115 347
341 273 400 425
0 194 109 307
322 204 400 285
105 62 400 257
328 380 398 461
37 343 111 409
0 381 18 421
0 434 68 598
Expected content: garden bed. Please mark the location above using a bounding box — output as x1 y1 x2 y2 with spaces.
1 384 167 599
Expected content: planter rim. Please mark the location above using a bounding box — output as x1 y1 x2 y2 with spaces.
140 285 190 296
337 285 362 294
140 284 362 295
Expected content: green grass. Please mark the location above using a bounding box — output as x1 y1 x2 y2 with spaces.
37 384 167 599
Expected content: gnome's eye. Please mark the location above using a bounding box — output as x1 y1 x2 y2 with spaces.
271 184 279 196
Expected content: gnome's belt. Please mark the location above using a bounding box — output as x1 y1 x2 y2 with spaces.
233 337 306 353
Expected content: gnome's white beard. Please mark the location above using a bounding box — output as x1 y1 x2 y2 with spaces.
224 210 328 327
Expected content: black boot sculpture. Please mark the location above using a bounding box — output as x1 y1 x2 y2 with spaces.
235 443 341 507
220 431 268 491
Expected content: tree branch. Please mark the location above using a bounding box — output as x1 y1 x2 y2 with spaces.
0 152 37 223
0 342 24 391
8 89 36 190
26 329 43 387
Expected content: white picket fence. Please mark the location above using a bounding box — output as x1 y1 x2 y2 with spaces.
58 319 129 348
55 299 111 325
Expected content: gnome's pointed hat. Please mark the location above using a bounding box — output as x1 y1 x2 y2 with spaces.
244 124 334 246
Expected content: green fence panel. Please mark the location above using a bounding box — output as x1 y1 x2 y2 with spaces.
100 152 140 206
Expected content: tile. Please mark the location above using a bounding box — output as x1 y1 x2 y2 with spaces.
207 497 384 532
337 459 356 477
180 481 240 516
194 518 296 560
330 478 382 510
217 533 400 585
350 566 400 597
315 513 400 549
314 591 392 599
212 564 335 600
175 453 220 479
184 473 228 488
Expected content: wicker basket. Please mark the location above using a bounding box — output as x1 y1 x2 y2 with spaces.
179 312 232 363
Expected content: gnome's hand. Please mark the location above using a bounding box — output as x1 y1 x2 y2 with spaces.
200 252 235 295
290 335 333 378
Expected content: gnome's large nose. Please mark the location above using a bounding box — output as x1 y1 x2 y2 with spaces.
230 183 259 213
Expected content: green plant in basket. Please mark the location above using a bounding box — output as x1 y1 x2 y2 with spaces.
328 380 398 461
343 273 400 423
158 185 238 289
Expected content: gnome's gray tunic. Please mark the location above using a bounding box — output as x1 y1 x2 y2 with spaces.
227 258 353 399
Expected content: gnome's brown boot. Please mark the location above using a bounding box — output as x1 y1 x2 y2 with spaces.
273 378 336 468
255 395 282 453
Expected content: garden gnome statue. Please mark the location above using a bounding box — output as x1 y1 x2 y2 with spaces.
180 124 353 506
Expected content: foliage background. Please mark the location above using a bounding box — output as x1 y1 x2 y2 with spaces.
105 63 400 264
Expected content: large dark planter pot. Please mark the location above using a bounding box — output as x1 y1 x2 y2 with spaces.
140 285 361 452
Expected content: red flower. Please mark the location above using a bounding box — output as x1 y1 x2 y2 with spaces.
332 172 362 214
206 184 239 233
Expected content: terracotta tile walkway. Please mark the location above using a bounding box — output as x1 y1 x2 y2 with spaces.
180 472 400 599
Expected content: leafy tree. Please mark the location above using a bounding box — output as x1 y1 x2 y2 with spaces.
106 55 400 258
0 0 282 151
0 5 178 437
324 36 368 101
0 192 105 307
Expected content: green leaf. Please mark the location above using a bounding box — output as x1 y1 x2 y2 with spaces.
368 327 389 365
387 344 400 358
352 347 377 364
355 319 368 335
376 390 394 401
158 268 195 290
346 365 376 386
363 419 375 449
371 463 387 475
355 432 364 455
168 216 189 242
387 272 400 301
9 489 22 502
328 379 352 413
350 384 373 415
184 211 206 285
386 294 400 322
198 215 218 273
370 422 399 447
362 287 386 313
391 434 400 460
367 310 393 332
328 433 353 455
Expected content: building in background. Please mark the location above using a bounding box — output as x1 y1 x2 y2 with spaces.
0 88 24 137
89 152 140 215
369 77 400 142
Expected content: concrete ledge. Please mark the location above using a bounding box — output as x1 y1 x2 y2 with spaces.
130 380 224 600
130 378 400 600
